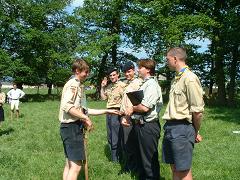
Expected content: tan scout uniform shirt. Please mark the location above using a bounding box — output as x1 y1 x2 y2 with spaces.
0 92 6 106
104 81 126 109
162 69 204 123
120 78 142 113
59 78 87 123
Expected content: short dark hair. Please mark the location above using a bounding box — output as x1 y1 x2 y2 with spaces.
138 59 156 75
167 47 187 61
72 59 89 73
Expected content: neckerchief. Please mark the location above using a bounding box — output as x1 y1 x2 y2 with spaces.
175 66 189 80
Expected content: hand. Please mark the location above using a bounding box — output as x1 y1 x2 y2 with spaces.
125 106 133 116
195 133 202 143
107 109 122 115
84 117 94 132
101 77 108 87
121 116 131 127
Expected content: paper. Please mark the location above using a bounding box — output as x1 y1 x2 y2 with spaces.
126 90 144 106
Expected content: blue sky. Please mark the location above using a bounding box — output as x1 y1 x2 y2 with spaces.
65 0 84 13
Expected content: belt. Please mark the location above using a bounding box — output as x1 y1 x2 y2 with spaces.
132 118 159 125
12 99 19 100
132 119 143 125
166 119 190 125
107 107 120 110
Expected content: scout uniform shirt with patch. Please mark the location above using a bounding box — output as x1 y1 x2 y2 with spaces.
104 81 126 109
162 68 204 123
59 78 87 123
120 78 142 113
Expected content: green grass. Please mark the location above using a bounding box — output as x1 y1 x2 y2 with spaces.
0 89 240 179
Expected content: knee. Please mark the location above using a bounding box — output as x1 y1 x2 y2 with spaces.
69 161 82 173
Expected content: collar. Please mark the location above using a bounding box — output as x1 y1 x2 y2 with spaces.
175 66 189 80
143 76 155 83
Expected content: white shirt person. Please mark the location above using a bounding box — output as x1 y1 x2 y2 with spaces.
7 84 25 119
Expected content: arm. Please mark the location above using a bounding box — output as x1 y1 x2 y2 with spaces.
125 103 149 116
192 112 203 133
68 107 92 128
100 77 108 100
7 90 11 98
192 112 203 143
133 104 149 113
20 90 25 98
88 108 120 116
0 93 6 104
186 78 204 143
100 87 107 100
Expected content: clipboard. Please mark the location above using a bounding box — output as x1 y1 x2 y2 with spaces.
126 90 144 106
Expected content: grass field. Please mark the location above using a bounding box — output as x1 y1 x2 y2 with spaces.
0 88 240 180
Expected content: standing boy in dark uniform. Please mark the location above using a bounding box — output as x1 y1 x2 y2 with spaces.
120 61 142 172
126 59 163 180
100 68 126 162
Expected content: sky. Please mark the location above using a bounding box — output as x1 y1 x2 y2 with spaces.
66 0 210 58
65 0 84 13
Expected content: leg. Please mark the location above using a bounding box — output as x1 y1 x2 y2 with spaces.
63 159 70 180
110 114 122 162
11 110 14 120
65 160 82 180
10 101 15 120
16 110 19 119
171 164 192 180
15 100 20 119
137 122 160 180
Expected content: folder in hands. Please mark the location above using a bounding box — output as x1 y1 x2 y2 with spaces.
126 90 144 106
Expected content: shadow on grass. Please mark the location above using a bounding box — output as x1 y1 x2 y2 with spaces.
0 127 14 136
22 94 61 102
104 144 112 162
207 106 240 124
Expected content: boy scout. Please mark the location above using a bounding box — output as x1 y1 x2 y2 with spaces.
120 61 142 172
162 47 204 180
125 59 163 180
100 67 126 162
59 59 119 180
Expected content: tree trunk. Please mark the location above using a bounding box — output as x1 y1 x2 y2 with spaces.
215 56 227 105
47 83 52 95
110 1 126 66
212 0 227 105
209 59 214 95
228 46 239 106
111 17 120 66
96 52 108 99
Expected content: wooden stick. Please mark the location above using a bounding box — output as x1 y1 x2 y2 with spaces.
83 129 89 180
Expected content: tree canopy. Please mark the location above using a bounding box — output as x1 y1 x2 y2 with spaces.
0 0 239 105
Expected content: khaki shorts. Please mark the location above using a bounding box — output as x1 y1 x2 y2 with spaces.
11 100 20 110
60 121 85 161
162 120 195 171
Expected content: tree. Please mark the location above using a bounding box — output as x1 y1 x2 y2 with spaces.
0 0 78 94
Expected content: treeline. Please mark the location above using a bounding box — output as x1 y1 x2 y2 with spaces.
0 0 239 105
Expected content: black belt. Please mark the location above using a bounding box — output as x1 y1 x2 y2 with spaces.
132 118 159 125
107 107 120 110
12 99 19 100
61 120 82 125
166 119 190 125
